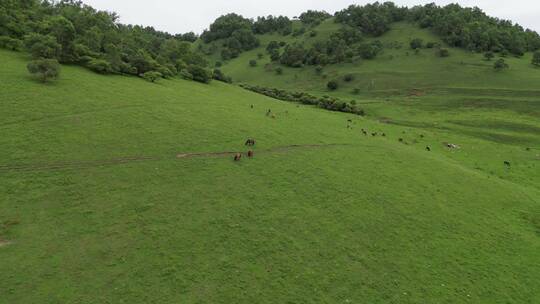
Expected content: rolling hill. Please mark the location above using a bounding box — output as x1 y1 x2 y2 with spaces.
2 1 540 303
1 45 540 303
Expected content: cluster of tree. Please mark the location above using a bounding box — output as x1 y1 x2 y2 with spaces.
201 14 260 60
0 0 215 83
408 3 540 55
334 2 540 56
240 84 365 115
253 15 292 35
298 10 331 26
335 2 407 36
276 37 382 68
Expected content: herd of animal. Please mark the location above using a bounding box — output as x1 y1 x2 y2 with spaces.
238 106 517 168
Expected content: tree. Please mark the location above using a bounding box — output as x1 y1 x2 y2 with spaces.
327 80 339 90
45 16 76 62
484 51 494 61
410 38 424 49
27 59 60 82
187 65 212 83
249 59 257 67
24 34 61 59
532 51 540 67
494 58 509 71
142 71 162 83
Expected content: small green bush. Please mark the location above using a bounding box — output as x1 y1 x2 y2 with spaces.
327 80 339 91
142 71 162 83
27 59 61 82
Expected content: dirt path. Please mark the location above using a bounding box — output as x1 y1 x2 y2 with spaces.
0 143 349 173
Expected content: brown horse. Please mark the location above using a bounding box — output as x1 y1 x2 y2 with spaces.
234 153 242 161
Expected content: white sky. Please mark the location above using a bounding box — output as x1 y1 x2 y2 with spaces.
82 0 539 34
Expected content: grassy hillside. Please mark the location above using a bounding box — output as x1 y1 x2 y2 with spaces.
220 21 540 95
1 48 540 304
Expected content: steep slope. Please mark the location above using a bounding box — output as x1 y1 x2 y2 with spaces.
1 49 539 303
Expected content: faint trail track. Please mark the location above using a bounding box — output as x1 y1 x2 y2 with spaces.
0 144 349 173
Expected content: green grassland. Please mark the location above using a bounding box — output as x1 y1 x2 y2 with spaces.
1 40 540 304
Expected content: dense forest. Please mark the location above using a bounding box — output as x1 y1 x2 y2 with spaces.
1 0 539 80
0 0 214 83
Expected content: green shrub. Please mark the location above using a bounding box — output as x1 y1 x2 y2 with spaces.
532 51 540 67
327 80 339 90
27 59 61 82
187 65 212 83
86 58 113 74
0 36 23 51
410 38 423 49
494 58 509 71
142 71 162 83
438 48 450 57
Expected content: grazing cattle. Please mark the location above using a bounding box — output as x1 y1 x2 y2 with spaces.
266 109 272 116
399 138 404 142
245 139 256 146
426 146 431 151
347 119 353 123
526 147 531 151
382 133 386 137
234 153 242 161
504 161 511 167
362 131 367 136
420 134 424 138
247 150 254 158
371 132 377 137
271 114 276 119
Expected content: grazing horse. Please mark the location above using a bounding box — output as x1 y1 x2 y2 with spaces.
234 153 242 161
504 161 511 167
245 139 256 146
247 150 254 158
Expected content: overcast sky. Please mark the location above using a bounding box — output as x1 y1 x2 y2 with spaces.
82 0 539 34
